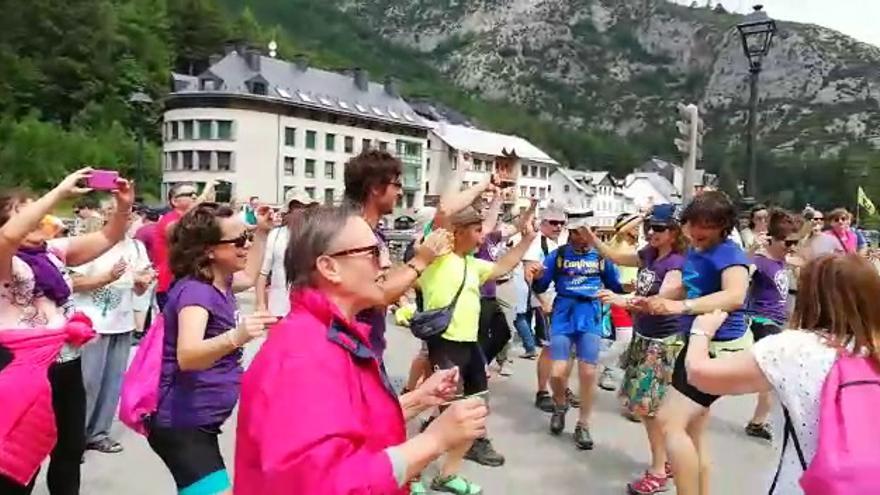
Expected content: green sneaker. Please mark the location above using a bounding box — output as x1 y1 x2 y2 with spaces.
431 474 483 495
410 480 428 494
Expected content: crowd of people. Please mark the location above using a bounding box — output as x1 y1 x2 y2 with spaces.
1 149 879 495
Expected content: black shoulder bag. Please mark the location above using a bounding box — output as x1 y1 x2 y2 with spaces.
409 260 468 340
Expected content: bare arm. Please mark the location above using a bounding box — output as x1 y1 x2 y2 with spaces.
489 232 536 281
686 266 749 314
176 306 239 371
255 274 270 313
65 207 130 267
196 179 216 204
435 175 492 230
685 338 771 396
585 227 640 267
232 229 268 293
0 169 93 280
481 192 503 235
657 269 684 299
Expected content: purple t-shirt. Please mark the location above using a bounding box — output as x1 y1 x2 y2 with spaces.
156 276 241 428
746 254 788 325
635 247 685 338
476 231 503 298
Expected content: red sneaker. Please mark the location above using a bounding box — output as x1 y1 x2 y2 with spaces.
628 471 669 495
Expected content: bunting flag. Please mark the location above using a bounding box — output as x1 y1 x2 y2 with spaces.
858 186 876 216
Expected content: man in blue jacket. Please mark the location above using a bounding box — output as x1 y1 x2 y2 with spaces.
533 209 625 450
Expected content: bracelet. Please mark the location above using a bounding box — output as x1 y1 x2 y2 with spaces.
690 329 711 339
226 331 241 348
682 300 696 315
406 262 423 277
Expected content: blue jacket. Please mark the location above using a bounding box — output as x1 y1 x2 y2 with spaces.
533 245 624 336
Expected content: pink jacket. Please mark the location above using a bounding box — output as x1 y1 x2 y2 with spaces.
0 314 95 485
234 288 408 495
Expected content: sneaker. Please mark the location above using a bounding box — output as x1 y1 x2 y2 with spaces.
745 422 772 441
628 471 669 494
622 410 642 423
550 405 567 435
410 480 428 495
573 423 594 450
431 474 483 495
535 391 554 412
85 438 123 454
464 437 505 467
566 388 581 408
519 351 537 360
599 367 619 391
498 360 513 377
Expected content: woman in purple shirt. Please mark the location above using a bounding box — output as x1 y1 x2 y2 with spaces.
744 209 800 441
591 204 687 495
148 203 277 495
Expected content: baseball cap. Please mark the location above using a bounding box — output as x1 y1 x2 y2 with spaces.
450 206 484 228
566 208 593 230
285 190 318 209
615 213 641 233
649 204 678 227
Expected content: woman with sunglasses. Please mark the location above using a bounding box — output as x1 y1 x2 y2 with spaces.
639 191 751 495
590 204 687 495
0 167 134 494
148 203 277 495
742 209 800 441
235 206 488 495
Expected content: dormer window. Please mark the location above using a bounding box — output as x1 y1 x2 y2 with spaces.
250 81 267 95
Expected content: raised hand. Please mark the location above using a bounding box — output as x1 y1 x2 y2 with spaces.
112 178 136 213
56 167 94 198
415 228 453 264
230 310 279 347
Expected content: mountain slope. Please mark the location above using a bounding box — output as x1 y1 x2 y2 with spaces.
340 0 880 153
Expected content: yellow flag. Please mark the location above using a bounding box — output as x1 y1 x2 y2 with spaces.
858 186 876 215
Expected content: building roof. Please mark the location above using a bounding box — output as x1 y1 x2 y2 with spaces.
171 50 427 128
429 123 559 166
552 167 595 196
624 172 680 202
570 170 615 187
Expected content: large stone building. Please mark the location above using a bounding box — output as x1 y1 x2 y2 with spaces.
425 123 557 212
162 46 429 208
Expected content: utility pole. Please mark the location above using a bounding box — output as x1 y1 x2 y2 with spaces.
675 102 703 205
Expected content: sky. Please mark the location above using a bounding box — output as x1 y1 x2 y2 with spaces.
670 0 880 48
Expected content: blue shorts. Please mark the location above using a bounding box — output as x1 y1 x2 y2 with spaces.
549 332 602 364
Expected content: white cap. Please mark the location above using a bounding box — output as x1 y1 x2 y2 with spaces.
285 189 318 208
566 208 594 230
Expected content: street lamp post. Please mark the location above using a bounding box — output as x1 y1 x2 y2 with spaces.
128 91 154 188
737 5 776 199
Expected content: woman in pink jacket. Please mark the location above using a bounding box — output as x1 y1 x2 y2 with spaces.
235 206 488 495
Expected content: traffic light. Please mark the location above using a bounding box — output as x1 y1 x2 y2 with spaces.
675 103 704 203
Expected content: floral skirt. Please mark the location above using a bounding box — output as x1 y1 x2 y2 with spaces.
618 333 684 418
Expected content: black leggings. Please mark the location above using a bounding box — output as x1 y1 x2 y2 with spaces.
0 359 86 495
478 298 512 365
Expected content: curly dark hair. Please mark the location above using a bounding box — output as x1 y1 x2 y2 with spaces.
680 190 737 237
343 149 402 205
169 202 235 283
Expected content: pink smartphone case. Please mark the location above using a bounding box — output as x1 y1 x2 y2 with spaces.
87 170 119 190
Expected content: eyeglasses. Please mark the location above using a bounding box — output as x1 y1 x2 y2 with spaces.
547 220 566 227
175 191 198 199
649 224 669 233
388 179 403 188
784 239 799 247
214 231 254 248
812 217 824 222
327 244 381 262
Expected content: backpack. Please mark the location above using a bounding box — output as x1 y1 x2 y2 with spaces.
118 314 165 436
770 353 880 494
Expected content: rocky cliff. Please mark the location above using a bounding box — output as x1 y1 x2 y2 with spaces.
339 0 880 152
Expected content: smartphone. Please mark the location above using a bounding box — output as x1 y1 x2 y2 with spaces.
87 170 120 191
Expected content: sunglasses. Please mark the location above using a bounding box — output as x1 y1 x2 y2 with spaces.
175 191 198 199
214 231 254 248
812 217 824 222
328 244 381 262
784 239 799 247
547 220 566 227
649 224 669 233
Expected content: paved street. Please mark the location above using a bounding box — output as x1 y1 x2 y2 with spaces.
36 290 775 494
